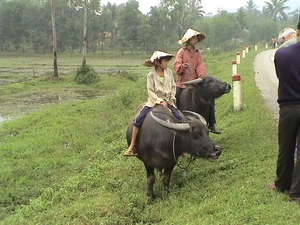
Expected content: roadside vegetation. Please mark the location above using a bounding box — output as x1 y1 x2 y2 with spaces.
1 49 300 225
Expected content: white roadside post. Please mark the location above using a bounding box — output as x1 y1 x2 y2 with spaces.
245 45 249 53
236 52 240 64
232 60 237 75
265 43 268 49
232 74 242 111
242 47 246 59
255 44 258 51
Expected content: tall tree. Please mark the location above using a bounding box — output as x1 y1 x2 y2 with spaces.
70 0 88 64
245 0 257 11
50 0 58 77
105 3 119 48
208 11 237 49
263 0 290 21
87 0 102 53
145 6 173 51
82 0 87 66
161 0 204 39
244 0 262 24
0 0 29 51
247 20 277 43
117 0 142 54
53 0 80 52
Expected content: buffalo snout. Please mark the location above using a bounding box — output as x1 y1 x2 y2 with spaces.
223 82 231 93
208 145 222 162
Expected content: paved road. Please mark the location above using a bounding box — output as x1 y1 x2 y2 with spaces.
253 49 279 120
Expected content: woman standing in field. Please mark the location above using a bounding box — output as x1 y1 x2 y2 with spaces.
173 28 220 134
123 50 182 156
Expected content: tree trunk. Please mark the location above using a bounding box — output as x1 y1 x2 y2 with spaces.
51 0 58 77
82 0 87 67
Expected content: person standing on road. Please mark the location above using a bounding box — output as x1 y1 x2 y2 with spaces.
173 28 220 134
271 36 277 48
268 19 300 204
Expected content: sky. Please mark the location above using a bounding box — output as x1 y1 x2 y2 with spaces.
101 0 299 15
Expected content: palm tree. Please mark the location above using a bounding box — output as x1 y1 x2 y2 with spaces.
245 0 257 11
263 0 290 21
289 8 300 21
106 2 118 47
162 0 204 39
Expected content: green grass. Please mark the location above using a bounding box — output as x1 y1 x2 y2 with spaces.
1 49 300 225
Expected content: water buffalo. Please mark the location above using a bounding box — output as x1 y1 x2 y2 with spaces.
126 103 222 201
178 75 231 125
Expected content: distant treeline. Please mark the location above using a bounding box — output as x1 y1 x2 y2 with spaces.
0 0 299 54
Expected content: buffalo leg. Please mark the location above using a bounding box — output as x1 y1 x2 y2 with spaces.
145 166 155 201
162 167 173 199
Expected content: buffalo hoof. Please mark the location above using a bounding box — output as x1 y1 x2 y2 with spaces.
147 195 155 204
162 190 169 200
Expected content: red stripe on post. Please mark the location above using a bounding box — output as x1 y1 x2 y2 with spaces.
232 74 241 81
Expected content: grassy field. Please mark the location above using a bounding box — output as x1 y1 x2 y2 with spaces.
1 49 300 225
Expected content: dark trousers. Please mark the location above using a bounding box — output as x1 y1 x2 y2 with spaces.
208 99 216 126
275 105 300 197
133 105 182 127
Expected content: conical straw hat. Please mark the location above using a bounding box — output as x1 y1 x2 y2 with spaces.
143 51 174 67
178 28 206 45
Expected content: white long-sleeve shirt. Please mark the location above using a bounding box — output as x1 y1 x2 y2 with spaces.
145 68 177 107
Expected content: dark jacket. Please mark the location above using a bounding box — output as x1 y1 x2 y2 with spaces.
274 42 300 106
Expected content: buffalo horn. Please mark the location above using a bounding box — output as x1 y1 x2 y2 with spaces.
150 111 190 131
181 77 203 86
182 110 207 126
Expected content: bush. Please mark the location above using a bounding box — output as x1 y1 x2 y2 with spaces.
74 65 99 85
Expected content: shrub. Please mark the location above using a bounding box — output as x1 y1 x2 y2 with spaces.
74 65 99 85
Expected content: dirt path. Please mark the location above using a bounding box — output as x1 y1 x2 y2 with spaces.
253 49 279 120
